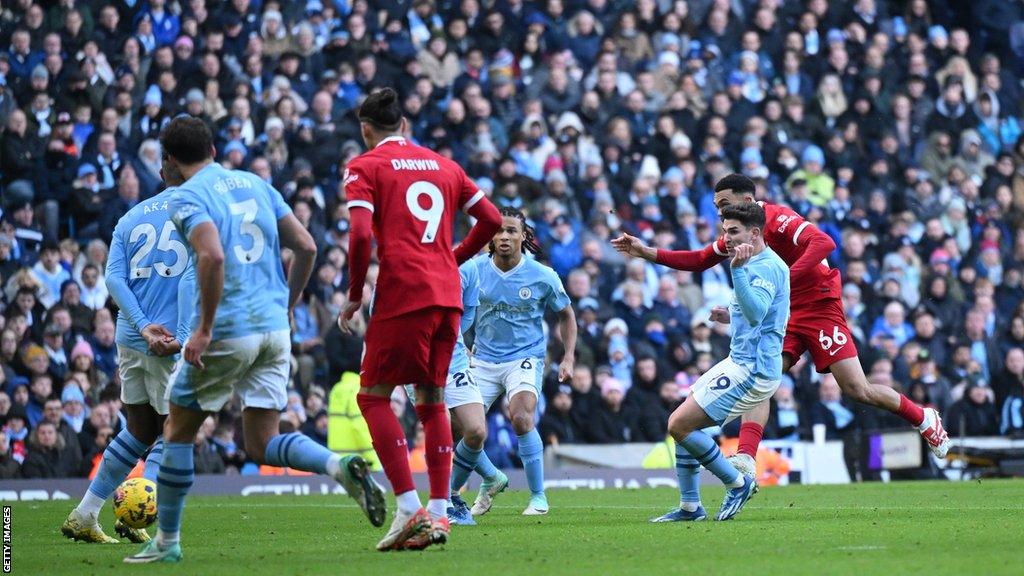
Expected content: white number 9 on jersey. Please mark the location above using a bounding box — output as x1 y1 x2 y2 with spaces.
406 181 444 244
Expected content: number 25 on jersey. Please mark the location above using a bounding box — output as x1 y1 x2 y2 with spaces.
129 221 187 279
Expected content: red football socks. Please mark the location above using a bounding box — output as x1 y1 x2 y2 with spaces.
896 394 926 427
738 422 764 459
356 393 415 495
414 402 453 501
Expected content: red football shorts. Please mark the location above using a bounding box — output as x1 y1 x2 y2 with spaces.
782 296 859 373
361 306 460 388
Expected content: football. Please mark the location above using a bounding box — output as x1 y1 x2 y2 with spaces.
113 478 158 529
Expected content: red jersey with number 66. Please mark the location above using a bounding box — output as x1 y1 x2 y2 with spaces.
704 202 842 306
344 135 486 321
656 200 853 372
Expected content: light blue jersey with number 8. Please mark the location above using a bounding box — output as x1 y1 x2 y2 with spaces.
169 163 293 341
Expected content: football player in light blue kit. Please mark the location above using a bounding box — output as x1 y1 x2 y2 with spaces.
651 202 790 523
126 117 384 564
464 207 577 516
63 187 195 545
399 258 509 525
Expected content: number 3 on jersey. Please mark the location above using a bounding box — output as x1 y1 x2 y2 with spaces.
406 181 444 244
229 199 265 263
129 221 187 279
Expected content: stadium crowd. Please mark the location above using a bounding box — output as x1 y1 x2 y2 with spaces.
1 0 1024 481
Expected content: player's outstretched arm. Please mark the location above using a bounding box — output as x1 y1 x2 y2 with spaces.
454 197 502 264
185 222 224 368
557 305 577 382
612 233 727 272
610 233 658 261
655 239 728 272
278 213 318 310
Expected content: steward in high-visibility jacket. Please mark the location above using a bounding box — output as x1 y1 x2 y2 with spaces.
328 371 380 471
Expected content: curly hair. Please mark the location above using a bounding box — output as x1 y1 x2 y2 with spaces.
489 207 542 256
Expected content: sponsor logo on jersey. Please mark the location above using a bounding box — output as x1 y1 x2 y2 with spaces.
342 169 358 186
751 277 776 292
776 215 797 234
172 204 200 223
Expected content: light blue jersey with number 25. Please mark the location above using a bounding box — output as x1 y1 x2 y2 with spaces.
170 163 292 341
106 188 194 354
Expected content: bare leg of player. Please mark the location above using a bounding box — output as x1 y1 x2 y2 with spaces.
829 357 950 457
449 403 488 490
508 392 548 515
666 398 755 521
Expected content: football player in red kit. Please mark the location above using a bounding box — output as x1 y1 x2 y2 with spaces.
339 88 502 551
613 174 949 483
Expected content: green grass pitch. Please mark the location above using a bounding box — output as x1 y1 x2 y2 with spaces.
11 479 1024 576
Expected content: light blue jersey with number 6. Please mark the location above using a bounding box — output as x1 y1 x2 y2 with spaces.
169 163 292 341
107 188 194 354
472 255 571 364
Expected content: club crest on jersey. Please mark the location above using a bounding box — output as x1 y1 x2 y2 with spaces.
519 287 532 300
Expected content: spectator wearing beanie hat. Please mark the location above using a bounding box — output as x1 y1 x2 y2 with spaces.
3 403 30 465
70 340 94 364
539 384 581 445
58 279 95 337
588 377 640 443
785 145 835 206
60 384 87 434
68 340 108 405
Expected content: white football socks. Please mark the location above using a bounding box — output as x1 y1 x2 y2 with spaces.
395 490 422 515
426 499 447 521
325 454 342 478
76 492 106 519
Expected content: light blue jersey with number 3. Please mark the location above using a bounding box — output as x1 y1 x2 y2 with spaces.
107 188 194 354
170 163 292 341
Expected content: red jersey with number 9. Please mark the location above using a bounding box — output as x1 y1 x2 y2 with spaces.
344 136 486 320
